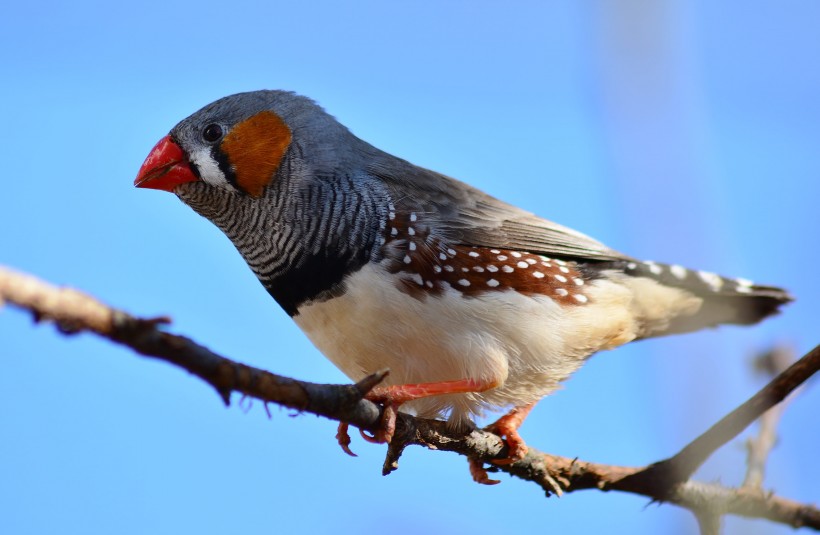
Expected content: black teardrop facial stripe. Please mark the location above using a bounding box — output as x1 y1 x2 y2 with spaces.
211 143 239 192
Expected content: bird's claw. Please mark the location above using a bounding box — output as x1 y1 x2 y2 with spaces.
336 422 357 457
469 457 501 485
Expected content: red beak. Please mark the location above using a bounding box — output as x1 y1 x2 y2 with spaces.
134 135 199 191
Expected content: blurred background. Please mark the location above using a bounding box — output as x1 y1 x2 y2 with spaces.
1 1 818 533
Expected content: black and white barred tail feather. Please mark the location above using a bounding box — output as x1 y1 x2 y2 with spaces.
590 259 793 337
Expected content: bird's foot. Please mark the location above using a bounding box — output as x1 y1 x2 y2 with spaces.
469 457 502 485
487 402 535 464
469 402 537 485
336 422 357 457
336 378 498 454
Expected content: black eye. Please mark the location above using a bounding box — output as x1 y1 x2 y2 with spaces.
202 124 223 143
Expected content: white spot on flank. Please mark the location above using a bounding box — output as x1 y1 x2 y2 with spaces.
444 265 454 272
644 261 663 275
559 266 570 273
409 273 424 286
554 274 567 283
439 252 447 261
487 279 500 287
425 281 434 288
410 212 417 222
670 265 687 279
541 262 552 268
554 259 567 266
573 294 588 303
502 265 514 273
433 266 442 273
526 258 537 265
497 255 508 261
458 279 471 287
390 227 398 236
473 266 485 272
533 271 545 279
697 271 723 291
469 251 480 258
490 249 501 254
511 251 522 258
573 278 584 286
462 267 469 272
389 212 396 220
555 288 569 297
487 265 499 273
409 242 417 251
516 261 529 269
407 227 416 236
447 248 457 256
403 255 412 264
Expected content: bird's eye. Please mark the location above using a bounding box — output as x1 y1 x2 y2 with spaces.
202 124 224 143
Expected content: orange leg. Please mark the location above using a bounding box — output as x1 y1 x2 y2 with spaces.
469 402 537 485
336 422 356 457
336 377 499 454
487 402 536 464
469 457 501 486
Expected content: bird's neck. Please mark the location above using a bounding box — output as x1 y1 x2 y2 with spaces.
177 173 387 316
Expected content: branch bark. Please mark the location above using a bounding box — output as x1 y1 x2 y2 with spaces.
2 265 818 531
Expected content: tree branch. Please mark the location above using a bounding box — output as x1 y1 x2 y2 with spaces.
2 265 818 530
743 346 798 489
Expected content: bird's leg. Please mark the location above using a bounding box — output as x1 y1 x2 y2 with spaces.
469 402 537 485
361 378 499 444
335 378 498 454
486 402 536 463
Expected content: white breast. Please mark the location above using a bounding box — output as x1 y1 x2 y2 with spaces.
293 261 689 426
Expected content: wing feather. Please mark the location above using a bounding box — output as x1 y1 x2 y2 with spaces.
368 158 629 262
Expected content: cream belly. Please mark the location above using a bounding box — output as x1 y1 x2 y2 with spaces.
293 262 698 425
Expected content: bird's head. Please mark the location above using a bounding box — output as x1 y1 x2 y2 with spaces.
133 91 392 314
135 90 359 199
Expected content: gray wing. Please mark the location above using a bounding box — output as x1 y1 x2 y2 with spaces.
368 157 630 262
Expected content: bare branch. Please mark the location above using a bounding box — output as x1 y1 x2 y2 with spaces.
743 346 798 489
0 266 386 433
2 265 818 531
615 343 820 498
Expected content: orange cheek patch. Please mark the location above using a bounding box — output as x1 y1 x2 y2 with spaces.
221 111 292 198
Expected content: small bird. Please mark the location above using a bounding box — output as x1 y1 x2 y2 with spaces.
135 90 791 484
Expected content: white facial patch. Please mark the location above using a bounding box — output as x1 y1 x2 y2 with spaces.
188 147 235 190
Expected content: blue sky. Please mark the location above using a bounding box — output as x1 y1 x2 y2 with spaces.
2 2 818 534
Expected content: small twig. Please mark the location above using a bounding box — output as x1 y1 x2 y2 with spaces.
693 509 722 535
616 344 820 497
743 346 797 489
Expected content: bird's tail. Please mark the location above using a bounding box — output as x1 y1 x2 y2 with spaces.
595 259 793 338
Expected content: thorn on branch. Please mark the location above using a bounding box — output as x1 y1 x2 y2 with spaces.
354 369 390 397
